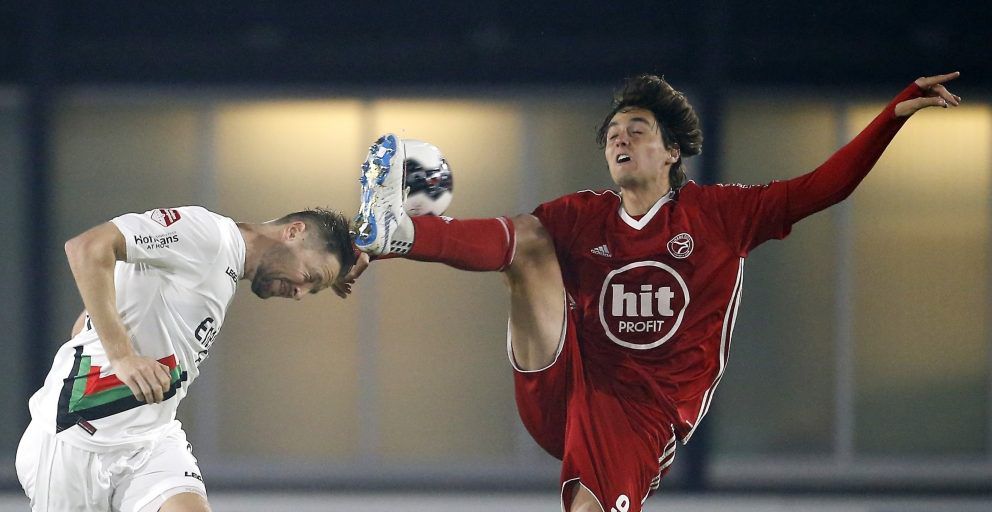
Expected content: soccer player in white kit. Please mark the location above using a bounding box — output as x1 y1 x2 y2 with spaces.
16 206 358 512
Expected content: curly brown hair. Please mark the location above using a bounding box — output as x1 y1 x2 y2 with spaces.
596 74 703 191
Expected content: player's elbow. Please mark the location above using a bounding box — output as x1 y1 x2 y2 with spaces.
64 233 86 265
65 233 96 274
64 226 116 271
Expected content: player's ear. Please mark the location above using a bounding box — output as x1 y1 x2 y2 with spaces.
284 221 308 241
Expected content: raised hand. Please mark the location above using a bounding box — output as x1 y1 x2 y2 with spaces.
332 252 370 298
894 72 962 117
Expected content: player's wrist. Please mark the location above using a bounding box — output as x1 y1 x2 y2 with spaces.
886 83 925 120
103 335 138 362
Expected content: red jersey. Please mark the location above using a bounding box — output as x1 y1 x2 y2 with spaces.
530 81 923 443
533 182 792 441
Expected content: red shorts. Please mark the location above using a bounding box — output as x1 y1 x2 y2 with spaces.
510 309 678 512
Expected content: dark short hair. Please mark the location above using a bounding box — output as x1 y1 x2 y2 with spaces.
596 74 703 190
274 208 356 279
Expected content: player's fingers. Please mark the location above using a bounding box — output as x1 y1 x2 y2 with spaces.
916 71 960 90
132 376 153 403
919 96 949 110
146 371 165 403
125 383 143 404
894 97 948 117
931 85 961 106
156 363 173 392
119 372 141 403
939 92 961 107
154 364 172 401
346 254 371 281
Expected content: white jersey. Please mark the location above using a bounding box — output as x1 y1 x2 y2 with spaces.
28 206 245 452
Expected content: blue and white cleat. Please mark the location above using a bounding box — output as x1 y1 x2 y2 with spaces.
352 133 413 255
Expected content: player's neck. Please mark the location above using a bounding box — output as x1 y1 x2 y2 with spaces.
237 223 266 282
620 184 671 217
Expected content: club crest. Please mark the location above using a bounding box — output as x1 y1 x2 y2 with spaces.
667 233 693 259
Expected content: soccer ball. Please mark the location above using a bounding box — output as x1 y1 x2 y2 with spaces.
402 139 454 217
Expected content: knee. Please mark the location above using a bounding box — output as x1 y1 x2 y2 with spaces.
508 214 555 270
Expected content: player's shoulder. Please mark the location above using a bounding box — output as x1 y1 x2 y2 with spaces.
536 189 618 220
573 188 621 200
675 180 701 197
164 206 236 231
679 180 770 203
557 189 621 209
172 205 224 221
122 206 234 246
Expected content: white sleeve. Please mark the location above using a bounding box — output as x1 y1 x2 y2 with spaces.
110 206 221 273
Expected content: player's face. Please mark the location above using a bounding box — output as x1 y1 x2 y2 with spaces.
251 242 342 300
604 108 672 191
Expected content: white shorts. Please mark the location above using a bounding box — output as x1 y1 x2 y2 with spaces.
15 420 208 512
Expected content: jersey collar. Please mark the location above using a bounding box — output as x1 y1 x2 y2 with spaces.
619 190 674 231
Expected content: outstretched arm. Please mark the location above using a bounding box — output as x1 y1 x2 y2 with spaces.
784 72 961 224
65 222 173 403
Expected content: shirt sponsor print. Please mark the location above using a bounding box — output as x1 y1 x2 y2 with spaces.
598 261 690 350
193 316 220 365
133 232 179 250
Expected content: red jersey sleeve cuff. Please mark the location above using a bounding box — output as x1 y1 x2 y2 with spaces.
884 82 926 120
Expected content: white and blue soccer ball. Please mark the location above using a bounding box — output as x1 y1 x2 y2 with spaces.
402 139 454 217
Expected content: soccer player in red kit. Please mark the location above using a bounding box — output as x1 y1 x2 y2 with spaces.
348 71 962 512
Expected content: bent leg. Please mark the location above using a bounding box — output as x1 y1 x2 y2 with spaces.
389 212 564 370
376 211 571 457
559 385 679 512
117 427 208 512
406 215 516 271
569 483 606 512
16 421 112 511
503 214 566 371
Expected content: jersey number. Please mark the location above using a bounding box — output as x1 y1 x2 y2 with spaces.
611 494 630 512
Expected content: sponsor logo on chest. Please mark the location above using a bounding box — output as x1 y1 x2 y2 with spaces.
134 232 179 250
598 261 690 350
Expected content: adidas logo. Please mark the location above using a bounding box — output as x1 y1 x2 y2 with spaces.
590 244 612 257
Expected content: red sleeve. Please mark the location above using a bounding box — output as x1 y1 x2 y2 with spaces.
783 82 924 223
694 182 792 255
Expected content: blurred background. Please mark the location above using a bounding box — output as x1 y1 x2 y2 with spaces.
1 0 989 510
